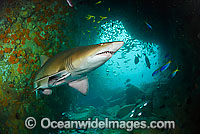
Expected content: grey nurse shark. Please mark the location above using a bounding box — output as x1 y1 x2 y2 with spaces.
34 41 124 96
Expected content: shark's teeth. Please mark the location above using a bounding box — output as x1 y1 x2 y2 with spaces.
96 51 115 55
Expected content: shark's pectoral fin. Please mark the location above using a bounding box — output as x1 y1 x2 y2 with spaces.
68 77 89 95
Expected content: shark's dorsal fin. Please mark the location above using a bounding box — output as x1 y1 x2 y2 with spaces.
40 55 49 67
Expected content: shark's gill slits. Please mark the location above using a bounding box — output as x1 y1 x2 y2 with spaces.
69 57 74 70
66 57 71 71
66 57 74 71
96 51 115 55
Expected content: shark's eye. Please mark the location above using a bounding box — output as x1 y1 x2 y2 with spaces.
98 43 103 46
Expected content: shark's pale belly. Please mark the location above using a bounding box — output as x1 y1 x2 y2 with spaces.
48 72 86 88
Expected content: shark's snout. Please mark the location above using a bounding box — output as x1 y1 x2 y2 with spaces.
111 41 124 53
96 41 124 57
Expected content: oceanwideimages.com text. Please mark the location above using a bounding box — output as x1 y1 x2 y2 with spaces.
25 117 175 131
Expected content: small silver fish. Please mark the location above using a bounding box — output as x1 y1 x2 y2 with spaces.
66 0 73 7
42 89 52 95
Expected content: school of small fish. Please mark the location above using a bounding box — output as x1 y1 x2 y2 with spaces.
69 0 180 80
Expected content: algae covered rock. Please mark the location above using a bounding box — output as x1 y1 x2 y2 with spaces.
69 106 96 120
0 17 9 31
116 104 135 119
126 84 145 104
106 105 120 117
20 7 34 18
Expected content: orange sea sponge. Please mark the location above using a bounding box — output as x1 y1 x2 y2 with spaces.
43 18 47 24
23 29 26 33
17 31 23 38
8 55 16 64
26 29 30 34
0 34 5 39
27 17 32 23
11 34 18 40
41 44 46 49
38 34 45 40
33 64 38 69
18 64 22 67
18 50 22 54
17 50 22 57
29 59 34 63
25 64 29 68
13 51 17 54
11 40 15 44
15 23 22 31
0 50 4 54
45 33 50 40
9 84 14 88
3 38 7 43
38 15 43 21
15 58 19 63
30 53 34 57
34 37 41 46
45 25 49 30
6 27 11 33
38 26 43 31
6 17 12 24
6 8 11 14
54 4 59 13
17 67 23 74
21 40 25 45
4 48 11 53
55 21 61 24
35 4 42 12
21 36 26 42
25 34 31 40
3 38 11 43
51 24 58 30
22 52 25 57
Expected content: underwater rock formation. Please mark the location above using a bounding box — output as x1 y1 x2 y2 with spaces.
67 106 96 120
126 84 145 104
106 105 120 117
116 104 136 119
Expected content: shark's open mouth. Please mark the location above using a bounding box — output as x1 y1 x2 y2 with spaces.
96 51 115 55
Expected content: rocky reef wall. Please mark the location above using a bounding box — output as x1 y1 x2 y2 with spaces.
0 0 78 133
